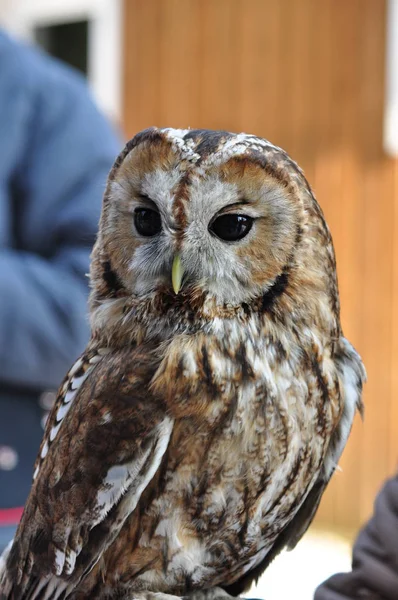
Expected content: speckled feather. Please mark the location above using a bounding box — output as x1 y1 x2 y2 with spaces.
0 128 365 600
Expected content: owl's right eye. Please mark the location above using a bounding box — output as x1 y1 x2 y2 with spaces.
134 208 162 237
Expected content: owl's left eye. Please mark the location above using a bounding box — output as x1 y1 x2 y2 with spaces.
209 214 253 242
134 208 162 237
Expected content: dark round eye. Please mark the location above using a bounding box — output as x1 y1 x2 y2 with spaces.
209 214 253 241
134 208 161 237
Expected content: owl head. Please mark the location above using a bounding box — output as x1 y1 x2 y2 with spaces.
90 128 340 337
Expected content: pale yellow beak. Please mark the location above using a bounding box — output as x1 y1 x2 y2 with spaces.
172 254 184 294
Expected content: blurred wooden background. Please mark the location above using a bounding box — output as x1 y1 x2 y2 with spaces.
123 0 398 532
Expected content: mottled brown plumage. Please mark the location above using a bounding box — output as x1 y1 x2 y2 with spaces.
0 128 365 600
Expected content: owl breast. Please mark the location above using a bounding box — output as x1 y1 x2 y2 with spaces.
97 318 342 596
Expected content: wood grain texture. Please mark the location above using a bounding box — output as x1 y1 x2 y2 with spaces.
122 0 397 530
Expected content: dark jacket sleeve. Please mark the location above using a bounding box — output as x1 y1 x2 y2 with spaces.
315 474 398 600
0 33 120 390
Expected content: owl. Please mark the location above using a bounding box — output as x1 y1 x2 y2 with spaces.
0 128 365 600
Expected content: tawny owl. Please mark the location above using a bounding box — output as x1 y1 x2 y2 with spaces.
0 128 365 600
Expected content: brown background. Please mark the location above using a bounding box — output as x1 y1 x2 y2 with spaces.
122 0 398 532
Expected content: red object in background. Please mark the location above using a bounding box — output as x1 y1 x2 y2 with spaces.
0 507 23 525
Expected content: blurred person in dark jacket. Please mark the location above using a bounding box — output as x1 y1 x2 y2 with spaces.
315 473 398 600
0 30 120 550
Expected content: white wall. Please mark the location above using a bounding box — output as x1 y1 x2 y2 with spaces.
0 0 123 123
385 0 398 156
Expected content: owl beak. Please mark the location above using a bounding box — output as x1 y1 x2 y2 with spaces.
172 254 184 294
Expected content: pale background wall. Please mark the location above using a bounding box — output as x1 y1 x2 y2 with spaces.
0 0 122 123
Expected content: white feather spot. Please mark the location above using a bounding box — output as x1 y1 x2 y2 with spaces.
101 411 112 424
56 402 72 423
54 548 65 576
211 317 223 333
96 464 134 511
154 514 183 550
68 357 83 377
96 347 111 357
65 549 76 575
70 370 90 391
63 388 77 404
183 350 197 376
50 422 61 442
40 441 49 459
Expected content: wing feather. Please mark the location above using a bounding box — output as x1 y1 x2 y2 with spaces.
282 337 366 551
0 345 172 600
222 337 366 597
